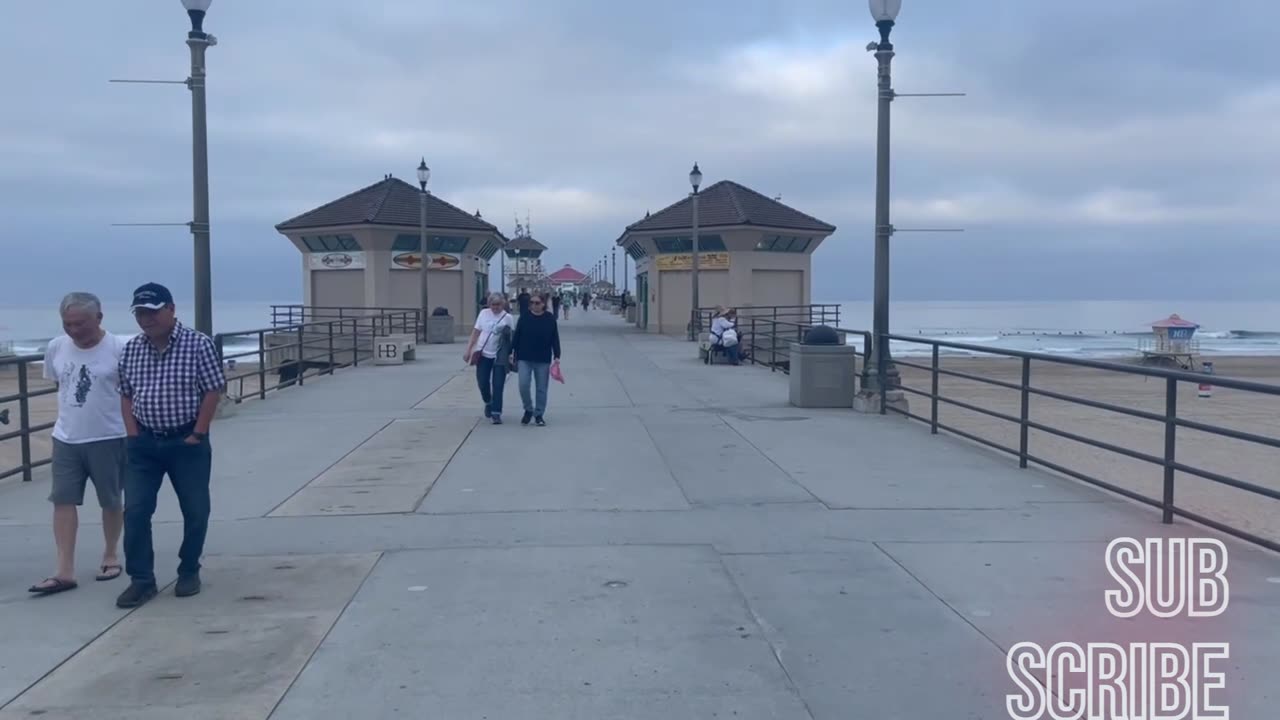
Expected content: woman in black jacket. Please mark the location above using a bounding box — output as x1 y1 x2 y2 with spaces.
510 295 561 426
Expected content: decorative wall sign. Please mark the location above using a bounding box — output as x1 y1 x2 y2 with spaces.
655 252 730 271
308 252 366 270
391 252 462 270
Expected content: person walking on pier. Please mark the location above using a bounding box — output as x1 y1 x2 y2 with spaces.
516 288 531 316
551 292 562 320
28 293 128 596
115 283 226 609
465 293 516 424
511 293 561 426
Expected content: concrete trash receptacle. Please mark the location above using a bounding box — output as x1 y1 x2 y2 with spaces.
426 314 454 344
789 326 856 408
626 306 636 323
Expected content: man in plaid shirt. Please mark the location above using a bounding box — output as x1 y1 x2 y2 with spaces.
115 282 226 608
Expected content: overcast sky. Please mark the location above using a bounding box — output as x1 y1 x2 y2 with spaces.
2 0 1277 306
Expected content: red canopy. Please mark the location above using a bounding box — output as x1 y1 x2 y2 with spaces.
545 265 589 283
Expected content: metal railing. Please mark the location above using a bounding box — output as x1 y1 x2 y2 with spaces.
883 334 1280 553
215 309 421 403
1 309 422 483
0 355 57 482
270 304 423 330
694 305 859 372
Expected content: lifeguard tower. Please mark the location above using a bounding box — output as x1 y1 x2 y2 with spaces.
1139 314 1201 369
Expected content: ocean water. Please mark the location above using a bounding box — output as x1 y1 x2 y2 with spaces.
5 299 1280 361
0 301 296 358
823 300 1280 359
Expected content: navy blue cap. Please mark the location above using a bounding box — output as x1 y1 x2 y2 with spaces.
131 283 174 310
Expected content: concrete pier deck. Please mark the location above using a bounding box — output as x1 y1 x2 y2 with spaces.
1 310 1276 718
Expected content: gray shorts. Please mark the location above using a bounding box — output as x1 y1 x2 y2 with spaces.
49 437 126 510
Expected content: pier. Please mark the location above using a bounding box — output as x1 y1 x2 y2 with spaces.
1 310 1278 718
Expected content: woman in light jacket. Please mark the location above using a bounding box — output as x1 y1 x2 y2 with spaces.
510 293 561 426
464 293 516 424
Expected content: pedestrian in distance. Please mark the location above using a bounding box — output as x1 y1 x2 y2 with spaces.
28 293 129 596
115 283 226 609
465 293 516 424
511 293 562 426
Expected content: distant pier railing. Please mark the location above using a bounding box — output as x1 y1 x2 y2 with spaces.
883 333 1280 553
215 308 421 403
270 304 422 330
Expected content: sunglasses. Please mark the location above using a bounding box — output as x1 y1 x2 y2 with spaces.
530 301 544 306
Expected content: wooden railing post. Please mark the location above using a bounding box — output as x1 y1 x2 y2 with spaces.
18 360 32 482
328 322 336 375
296 325 305 386
1019 357 1031 467
1162 377 1177 524
930 345 940 434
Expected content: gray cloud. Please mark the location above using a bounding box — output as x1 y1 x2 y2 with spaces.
2 0 1278 310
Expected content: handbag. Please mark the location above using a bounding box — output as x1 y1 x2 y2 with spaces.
470 311 508 366
550 359 565 384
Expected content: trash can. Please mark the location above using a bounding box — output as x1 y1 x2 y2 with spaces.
426 306 454 344
789 325 857 408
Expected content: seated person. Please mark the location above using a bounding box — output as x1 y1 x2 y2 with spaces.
709 307 741 365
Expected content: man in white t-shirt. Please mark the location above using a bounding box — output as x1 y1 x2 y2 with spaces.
28 292 128 595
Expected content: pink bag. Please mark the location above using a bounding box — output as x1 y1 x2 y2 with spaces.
550 360 565 384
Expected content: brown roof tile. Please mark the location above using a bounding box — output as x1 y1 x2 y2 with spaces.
621 180 835 235
276 177 501 234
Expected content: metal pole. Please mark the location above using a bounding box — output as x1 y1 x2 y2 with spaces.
611 248 616 291
188 33 214 337
419 189 430 334
689 190 700 340
866 20 900 391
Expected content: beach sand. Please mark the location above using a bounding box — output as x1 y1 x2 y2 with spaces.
894 355 1280 547
5 353 1278 546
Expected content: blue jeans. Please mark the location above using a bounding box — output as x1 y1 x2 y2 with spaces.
476 355 508 416
714 342 740 364
518 360 551 415
123 432 212 585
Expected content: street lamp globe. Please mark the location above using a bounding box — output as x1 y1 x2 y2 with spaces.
417 158 430 190
180 0 213 36
688 162 702 192
868 0 901 22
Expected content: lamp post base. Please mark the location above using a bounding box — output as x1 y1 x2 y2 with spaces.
853 388 909 415
857 357 907 414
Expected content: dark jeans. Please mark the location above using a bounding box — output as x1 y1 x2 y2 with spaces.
123 432 212 585
476 355 508 416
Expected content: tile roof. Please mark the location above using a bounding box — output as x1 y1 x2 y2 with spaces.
504 235 548 252
620 180 836 236
276 177 501 234
545 265 588 283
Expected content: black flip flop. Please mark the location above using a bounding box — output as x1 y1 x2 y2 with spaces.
96 565 123 581
28 578 78 595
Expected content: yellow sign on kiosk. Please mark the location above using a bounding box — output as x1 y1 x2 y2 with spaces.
656 252 730 271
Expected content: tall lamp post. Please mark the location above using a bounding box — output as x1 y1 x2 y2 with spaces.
181 0 216 337
687 162 702 340
417 158 431 339
865 0 902 394
611 247 616 294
